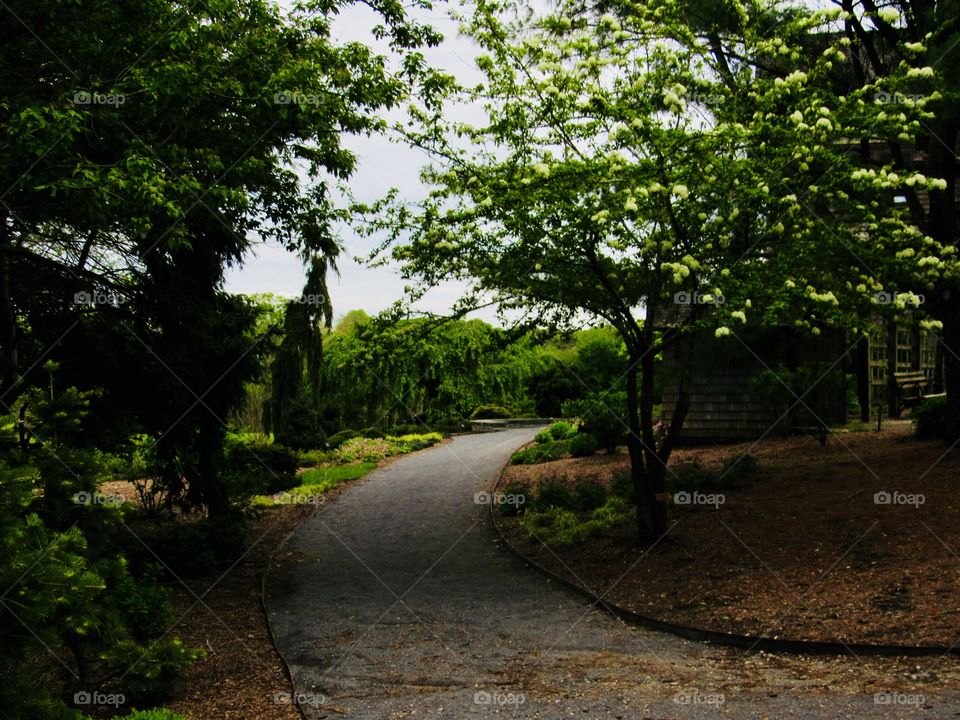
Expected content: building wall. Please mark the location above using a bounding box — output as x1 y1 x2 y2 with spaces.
661 327 848 442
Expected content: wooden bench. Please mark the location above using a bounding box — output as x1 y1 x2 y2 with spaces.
893 371 928 414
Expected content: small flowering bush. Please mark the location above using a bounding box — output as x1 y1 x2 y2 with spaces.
335 437 397 463
386 432 443 452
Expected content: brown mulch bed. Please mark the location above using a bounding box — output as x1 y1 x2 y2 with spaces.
496 420 960 647
159 504 311 720
96 479 310 720
95 482 350 720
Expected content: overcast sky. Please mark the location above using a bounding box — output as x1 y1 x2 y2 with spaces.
223 2 494 325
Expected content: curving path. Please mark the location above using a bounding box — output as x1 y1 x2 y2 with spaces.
266 430 958 719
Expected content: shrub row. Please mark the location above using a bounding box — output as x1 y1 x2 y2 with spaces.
520 496 633 548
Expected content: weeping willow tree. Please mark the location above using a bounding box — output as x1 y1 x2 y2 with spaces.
318 315 542 431
268 255 334 448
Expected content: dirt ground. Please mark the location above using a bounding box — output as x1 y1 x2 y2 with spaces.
159 503 311 720
93 481 331 719
496 420 960 647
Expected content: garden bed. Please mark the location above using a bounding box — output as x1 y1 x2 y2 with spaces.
496 420 960 647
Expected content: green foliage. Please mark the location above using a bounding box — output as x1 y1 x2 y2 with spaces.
521 506 585 547
139 511 247 577
668 459 717 493
101 638 203 703
295 448 331 467
332 433 440 463
611 471 635 503
569 432 598 458
373 0 960 532
0 0 443 708
273 397 327 451
587 496 633 533
498 482 531 516
721 453 759 484
222 440 300 499
113 564 173 640
668 453 758 493
318 317 538 431
534 428 553 444
299 463 377 490
510 439 571 465
521 496 631 548
1 393 200 716
562 395 626 453
114 710 187 720
326 430 361 449
914 397 948 440
572 478 607 511
470 404 513 419
335 437 396 463
386 433 443 452
388 423 424 436
534 478 575 511
0 462 104 720
547 421 577 441
527 328 628 417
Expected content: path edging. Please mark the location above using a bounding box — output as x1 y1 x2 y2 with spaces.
261 506 314 720
490 466 959 658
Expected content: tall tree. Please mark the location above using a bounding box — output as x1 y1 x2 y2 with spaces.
371 0 957 539
370 0 776 540
1 0 441 511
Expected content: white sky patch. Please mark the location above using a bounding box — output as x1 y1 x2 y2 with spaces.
225 1 499 324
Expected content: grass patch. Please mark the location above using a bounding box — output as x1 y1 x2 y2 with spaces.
299 462 377 490
510 438 572 465
252 462 377 507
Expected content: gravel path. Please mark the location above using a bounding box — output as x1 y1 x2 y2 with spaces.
265 430 960 719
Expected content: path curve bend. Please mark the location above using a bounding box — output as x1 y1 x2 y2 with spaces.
265 430 958 719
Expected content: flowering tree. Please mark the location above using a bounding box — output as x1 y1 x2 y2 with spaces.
370 0 956 539
648 0 959 430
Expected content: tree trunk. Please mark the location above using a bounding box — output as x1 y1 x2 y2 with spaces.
855 333 870 422
197 412 229 517
625 351 656 542
0 223 19 399
943 315 960 443
640 341 667 537
886 319 899 418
